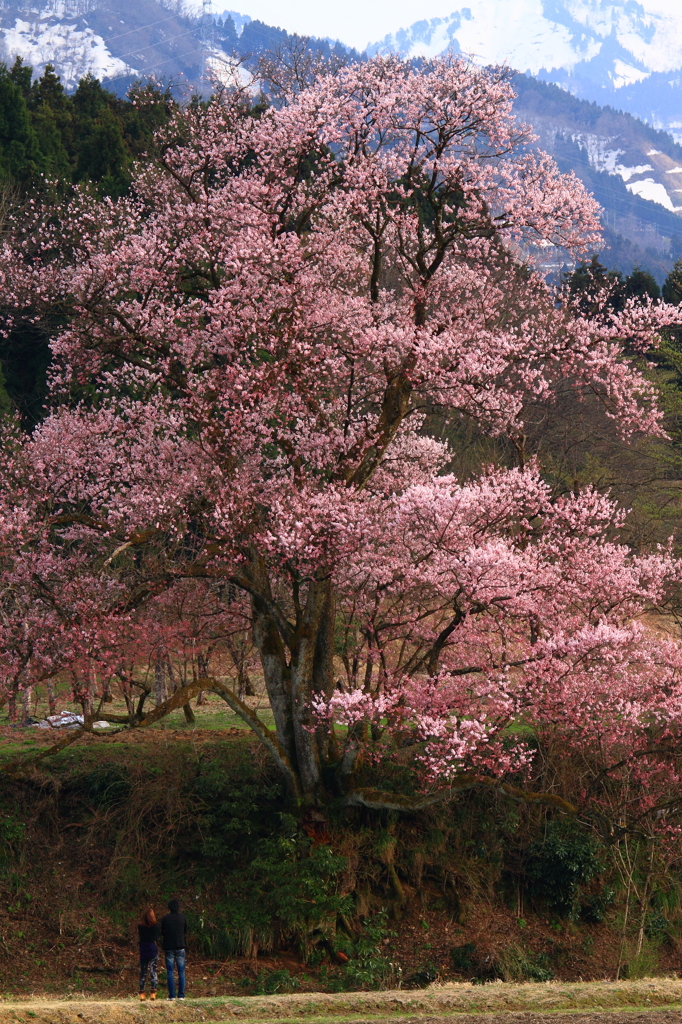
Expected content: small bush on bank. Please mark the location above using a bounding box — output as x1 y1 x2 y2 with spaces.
526 819 605 918
495 943 554 982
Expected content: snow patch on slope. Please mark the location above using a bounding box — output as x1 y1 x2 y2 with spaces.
369 1 682 81
626 178 682 212
4 16 134 87
610 60 650 88
559 132 682 217
369 0 590 72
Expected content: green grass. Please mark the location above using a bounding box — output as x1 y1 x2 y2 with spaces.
0 692 276 768
154 706 276 731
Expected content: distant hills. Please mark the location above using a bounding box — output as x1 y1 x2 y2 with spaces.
513 75 682 280
0 0 203 91
1 1 682 279
0 1 357 93
369 1 682 144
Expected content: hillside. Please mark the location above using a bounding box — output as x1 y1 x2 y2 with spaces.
0 1 357 95
2 720 682 998
512 75 682 278
3 5 682 279
367 0 682 143
0 0 204 92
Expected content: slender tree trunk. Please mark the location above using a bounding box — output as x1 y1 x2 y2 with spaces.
20 686 32 724
154 658 168 706
636 844 655 957
46 679 57 716
166 657 194 722
237 667 255 700
196 653 208 705
616 872 633 980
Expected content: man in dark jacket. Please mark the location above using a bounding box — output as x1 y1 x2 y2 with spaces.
161 899 188 999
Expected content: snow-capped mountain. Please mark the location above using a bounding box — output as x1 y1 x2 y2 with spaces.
512 75 682 277
2 1 682 275
0 1 353 92
0 0 207 91
368 0 682 142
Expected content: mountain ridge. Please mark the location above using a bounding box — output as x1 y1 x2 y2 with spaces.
368 1 682 142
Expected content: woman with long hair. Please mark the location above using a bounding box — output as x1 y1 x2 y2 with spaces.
138 908 160 1000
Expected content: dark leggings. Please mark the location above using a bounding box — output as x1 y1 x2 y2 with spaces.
139 955 158 992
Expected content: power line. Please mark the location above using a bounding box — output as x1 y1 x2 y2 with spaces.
103 44 204 84
98 11 187 47
200 0 213 82
108 27 200 66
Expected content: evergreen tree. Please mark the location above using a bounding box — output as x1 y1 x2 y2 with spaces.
663 259 682 306
566 255 625 314
624 267 660 302
0 62 42 183
8 55 32 99
28 66 72 182
76 106 130 197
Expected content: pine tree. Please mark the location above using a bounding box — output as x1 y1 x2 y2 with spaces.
663 259 682 306
624 266 660 302
29 64 73 182
0 62 42 183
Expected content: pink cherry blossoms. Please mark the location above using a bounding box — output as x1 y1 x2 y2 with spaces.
1 55 681 824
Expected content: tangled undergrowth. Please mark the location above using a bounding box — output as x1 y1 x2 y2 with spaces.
1 729 682 998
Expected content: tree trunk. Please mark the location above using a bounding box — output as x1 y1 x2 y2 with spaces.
247 559 335 806
21 686 33 724
636 844 655 957
154 658 167 706
237 667 255 700
249 555 298 774
312 582 338 764
196 652 208 705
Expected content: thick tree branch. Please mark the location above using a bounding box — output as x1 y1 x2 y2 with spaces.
207 678 303 801
345 777 578 814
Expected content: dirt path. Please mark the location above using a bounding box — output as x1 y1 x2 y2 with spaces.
1 981 682 1024
2 1009 682 1024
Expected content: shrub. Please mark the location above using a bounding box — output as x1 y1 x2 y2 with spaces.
580 886 615 924
189 831 351 958
495 943 554 982
253 968 300 994
332 911 401 991
526 819 604 918
450 942 477 974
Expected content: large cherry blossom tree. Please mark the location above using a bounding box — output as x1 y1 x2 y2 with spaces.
1 56 681 819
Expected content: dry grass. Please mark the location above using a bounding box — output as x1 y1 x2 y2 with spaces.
1 979 682 1023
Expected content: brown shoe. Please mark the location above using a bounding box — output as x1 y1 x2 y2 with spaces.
150 993 157 1001
140 993 146 1001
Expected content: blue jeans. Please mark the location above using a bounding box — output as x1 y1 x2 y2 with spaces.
165 949 186 998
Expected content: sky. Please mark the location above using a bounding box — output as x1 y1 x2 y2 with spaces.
216 1 466 52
